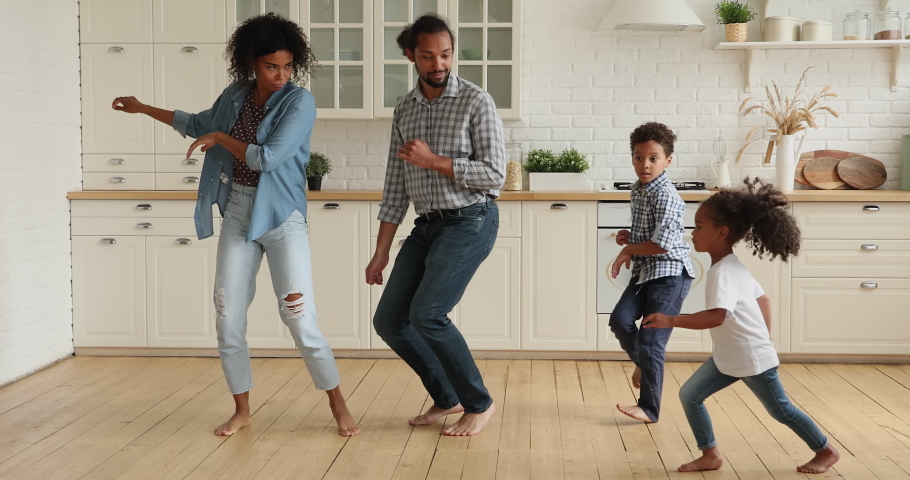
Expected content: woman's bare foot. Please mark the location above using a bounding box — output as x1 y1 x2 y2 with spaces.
409 403 464 426
632 367 642 389
616 404 654 423
442 403 496 436
214 410 251 436
797 445 840 474
679 448 723 472
327 387 360 437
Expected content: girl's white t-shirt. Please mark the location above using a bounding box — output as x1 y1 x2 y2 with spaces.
706 254 780 378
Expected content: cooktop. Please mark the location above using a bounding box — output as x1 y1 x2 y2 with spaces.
612 181 706 191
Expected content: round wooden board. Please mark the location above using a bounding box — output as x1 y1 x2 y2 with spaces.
804 157 850 190
837 156 887 189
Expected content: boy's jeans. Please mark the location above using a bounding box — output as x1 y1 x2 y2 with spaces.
214 184 340 394
680 357 829 452
609 273 691 422
373 201 499 414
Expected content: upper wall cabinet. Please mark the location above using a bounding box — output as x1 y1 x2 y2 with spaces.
80 0 153 43
227 0 301 35
152 0 227 43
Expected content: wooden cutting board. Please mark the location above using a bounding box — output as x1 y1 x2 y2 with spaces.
804 157 849 190
837 156 887 189
796 150 881 189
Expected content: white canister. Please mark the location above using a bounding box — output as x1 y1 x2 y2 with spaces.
801 20 833 41
764 16 802 42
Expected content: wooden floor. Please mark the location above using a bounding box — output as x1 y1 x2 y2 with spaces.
2 358 910 479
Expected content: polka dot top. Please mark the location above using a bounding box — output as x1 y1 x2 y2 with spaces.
230 90 266 187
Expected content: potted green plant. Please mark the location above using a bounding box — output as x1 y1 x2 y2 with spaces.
524 148 590 191
306 151 332 191
715 1 756 42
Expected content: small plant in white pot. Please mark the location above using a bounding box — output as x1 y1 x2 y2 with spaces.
306 151 333 191
525 148 590 191
716 0 756 42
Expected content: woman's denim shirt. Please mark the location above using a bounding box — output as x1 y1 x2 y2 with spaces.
172 81 315 242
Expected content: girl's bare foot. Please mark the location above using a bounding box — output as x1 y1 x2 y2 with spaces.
632 367 642 389
442 403 496 436
679 448 723 472
327 386 360 437
214 410 251 436
797 445 840 474
409 403 464 426
616 404 654 423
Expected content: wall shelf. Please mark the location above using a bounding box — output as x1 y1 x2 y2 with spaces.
715 40 910 92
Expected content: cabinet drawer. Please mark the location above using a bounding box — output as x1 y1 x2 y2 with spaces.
83 155 155 173
794 240 910 278
791 278 910 354
368 200 521 237
794 202 910 239
83 173 155 190
156 173 202 191
154 155 203 172
72 200 201 217
72 217 215 236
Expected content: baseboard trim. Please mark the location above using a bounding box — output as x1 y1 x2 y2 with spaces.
73 348 910 364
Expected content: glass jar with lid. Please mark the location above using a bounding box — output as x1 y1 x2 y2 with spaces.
844 10 872 40
874 9 902 40
905 12 910 39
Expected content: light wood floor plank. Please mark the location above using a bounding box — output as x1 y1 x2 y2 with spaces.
460 359 507 480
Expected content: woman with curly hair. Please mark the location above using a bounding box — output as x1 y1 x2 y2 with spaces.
642 179 839 474
112 13 359 437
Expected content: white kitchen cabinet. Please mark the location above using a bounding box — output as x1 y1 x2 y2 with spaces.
308 200 372 349
227 0 300 34
72 236 148 347
458 237 521 349
146 236 219 347
81 44 155 154
80 0 153 43
521 201 597 351
83 155 156 174
733 243 790 353
152 0 226 43
153 44 228 154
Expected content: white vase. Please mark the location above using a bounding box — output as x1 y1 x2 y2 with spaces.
775 133 806 192
528 172 585 191
711 160 732 188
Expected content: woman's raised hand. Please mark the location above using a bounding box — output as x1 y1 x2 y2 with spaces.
112 96 146 114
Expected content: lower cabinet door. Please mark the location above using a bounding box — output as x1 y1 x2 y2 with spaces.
146 236 218 347
72 236 147 347
458 238 521 350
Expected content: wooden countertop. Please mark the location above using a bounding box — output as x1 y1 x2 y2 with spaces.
67 189 910 202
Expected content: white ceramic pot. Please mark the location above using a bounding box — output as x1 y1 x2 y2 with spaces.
775 133 807 192
529 172 585 191
764 16 802 41
801 20 833 41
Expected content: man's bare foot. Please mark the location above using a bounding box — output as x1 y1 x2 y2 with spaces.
616 404 654 423
409 403 465 426
442 403 496 436
329 395 360 437
679 448 723 472
214 410 251 436
797 445 840 474
632 367 642 389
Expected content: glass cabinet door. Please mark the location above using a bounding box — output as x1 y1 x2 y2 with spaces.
302 0 373 118
373 0 446 118
227 0 300 35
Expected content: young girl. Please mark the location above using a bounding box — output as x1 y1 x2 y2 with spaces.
642 179 839 474
112 14 359 437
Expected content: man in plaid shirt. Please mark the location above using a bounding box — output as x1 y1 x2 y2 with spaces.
365 14 505 436
610 122 694 424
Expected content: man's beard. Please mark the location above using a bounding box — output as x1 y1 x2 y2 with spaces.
420 69 450 89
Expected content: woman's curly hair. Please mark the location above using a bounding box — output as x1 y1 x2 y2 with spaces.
225 13 315 85
630 122 677 156
701 178 801 261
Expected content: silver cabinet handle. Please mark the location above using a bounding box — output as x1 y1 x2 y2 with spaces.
175 238 193 245
182 176 200 183
109 158 125 165
550 203 568 210
100 238 117 245
861 243 879 250
398 239 406 246
182 158 199 165
863 205 880 212
136 204 152 210
181 46 198 53
109 177 126 183
323 203 341 210
860 281 878 289
136 222 153 229
108 46 124 53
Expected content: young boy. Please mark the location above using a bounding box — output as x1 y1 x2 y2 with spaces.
610 122 694 423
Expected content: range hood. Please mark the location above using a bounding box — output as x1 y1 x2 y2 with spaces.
597 0 706 32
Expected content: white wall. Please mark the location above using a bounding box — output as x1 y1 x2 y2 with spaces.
0 0 81 384
312 0 910 190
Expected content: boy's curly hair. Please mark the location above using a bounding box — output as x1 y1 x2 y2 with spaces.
225 13 315 85
701 178 801 261
630 122 677 156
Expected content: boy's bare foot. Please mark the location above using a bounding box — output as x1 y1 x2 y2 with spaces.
632 367 642 389
409 403 464 426
214 410 251 436
329 395 360 436
797 445 840 474
679 448 723 472
616 404 654 423
442 403 496 436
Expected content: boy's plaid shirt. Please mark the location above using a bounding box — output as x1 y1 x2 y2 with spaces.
630 172 695 283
